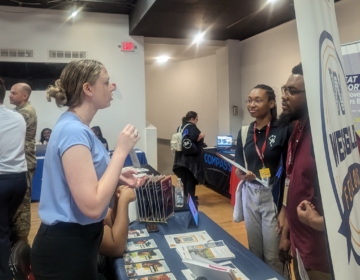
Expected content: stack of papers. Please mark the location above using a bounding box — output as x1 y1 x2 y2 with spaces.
176 240 235 261
128 229 150 239
124 250 164 264
125 239 157 252
129 273 177 280
125 261 171 277
164 231 213 248
182 259 237 280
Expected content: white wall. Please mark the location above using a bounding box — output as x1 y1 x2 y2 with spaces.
145 55 218 146
239 0 360 125
0 6 148 154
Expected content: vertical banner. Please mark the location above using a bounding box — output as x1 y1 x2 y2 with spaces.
342 42 360 135
294 1 360 279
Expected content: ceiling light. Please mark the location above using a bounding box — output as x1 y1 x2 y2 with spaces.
193 33 204 44
156 56 169 63
71 11 78 17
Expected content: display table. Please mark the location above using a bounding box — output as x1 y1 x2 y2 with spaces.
31 149 148 201
110 211 284 280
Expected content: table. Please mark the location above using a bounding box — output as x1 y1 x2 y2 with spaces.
202 148 235 194
110 211 284 280
31 149 148 201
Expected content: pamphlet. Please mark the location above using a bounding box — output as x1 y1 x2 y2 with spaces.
124 249 164 264
181 269 197 280
177 240 235 261
182 259 237 280
125 260 170 277
125 239 158 252
218 261 250 280
128 229 150 239
164 231 213 248
129 273 177 280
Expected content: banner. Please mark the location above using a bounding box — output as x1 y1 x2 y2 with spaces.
294 1 360 279
342 42 360 135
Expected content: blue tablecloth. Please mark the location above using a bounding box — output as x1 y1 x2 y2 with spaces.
110 211 284 280
31 149 148 201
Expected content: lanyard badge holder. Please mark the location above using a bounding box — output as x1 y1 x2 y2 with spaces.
283 121 306 206
254 120 272 188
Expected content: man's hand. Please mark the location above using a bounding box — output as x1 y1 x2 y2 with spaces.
277 207 286 235
297 200 325 231
279 236 291 264
119 168 146 189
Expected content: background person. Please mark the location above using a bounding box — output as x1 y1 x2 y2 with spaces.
173 111 205 202
0 78 28 280
9 82 37 244
30 59 144 280
92 126 109 150
278 63 331 280
37 128 52 145
234 84 293 276
99 185 136 258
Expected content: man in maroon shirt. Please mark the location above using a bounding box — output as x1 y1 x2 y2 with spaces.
278 63 331 280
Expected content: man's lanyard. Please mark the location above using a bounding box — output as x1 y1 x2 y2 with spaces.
253 118 272 167
286 120 306 176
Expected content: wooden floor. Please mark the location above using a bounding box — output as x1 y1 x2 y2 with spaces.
29 183 248 248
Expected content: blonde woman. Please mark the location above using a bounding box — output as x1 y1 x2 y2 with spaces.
31 60 144 280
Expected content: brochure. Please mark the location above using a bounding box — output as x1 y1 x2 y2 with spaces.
128 229 150 239
129 273 177 280
164 231 213 248
125 239 158 252
177 240 235 261
218 261 250 280
181 269 197 280
182 259 237 280
124 249 164 264
125 261 170 277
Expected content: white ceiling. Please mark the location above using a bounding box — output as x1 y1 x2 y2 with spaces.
144 37 225 65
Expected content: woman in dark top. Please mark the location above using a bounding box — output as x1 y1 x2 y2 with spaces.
92 126 109 150
234 84 293 277
173 111 205 201
38 128 52 145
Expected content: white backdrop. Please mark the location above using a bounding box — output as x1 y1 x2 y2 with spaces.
294 0 360 279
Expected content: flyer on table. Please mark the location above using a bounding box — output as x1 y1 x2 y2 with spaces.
128 229 150 239
124 250 164 264
164 231 213 248
125 239 158 252
125 261 170 277
129 273 177 280
177 240 235 261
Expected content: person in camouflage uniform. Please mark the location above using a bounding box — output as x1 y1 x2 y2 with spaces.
9 83 37 244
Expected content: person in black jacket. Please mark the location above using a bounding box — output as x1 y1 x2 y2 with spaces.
173 111 205 202
91 126 109 150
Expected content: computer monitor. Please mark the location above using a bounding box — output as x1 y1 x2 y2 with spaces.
217 135 233 147
35 145 47 156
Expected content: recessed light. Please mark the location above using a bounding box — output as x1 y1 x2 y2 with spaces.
156 56 169 63
193 33 204 44
71 11 78 17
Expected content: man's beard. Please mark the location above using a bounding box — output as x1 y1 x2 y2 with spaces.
278 103 308 127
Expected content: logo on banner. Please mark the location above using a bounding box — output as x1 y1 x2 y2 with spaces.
319 31 360 265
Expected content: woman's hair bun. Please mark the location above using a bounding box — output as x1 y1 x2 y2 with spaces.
46 79 68 107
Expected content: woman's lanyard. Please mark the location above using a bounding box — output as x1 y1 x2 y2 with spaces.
283 120 306 206
253 118 272 183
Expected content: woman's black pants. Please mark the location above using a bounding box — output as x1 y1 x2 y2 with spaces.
175 167 198 199
31 220 104 280
0 172 27 280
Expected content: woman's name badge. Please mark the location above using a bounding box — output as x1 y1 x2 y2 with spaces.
283 178 290 206
259 168 271 179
